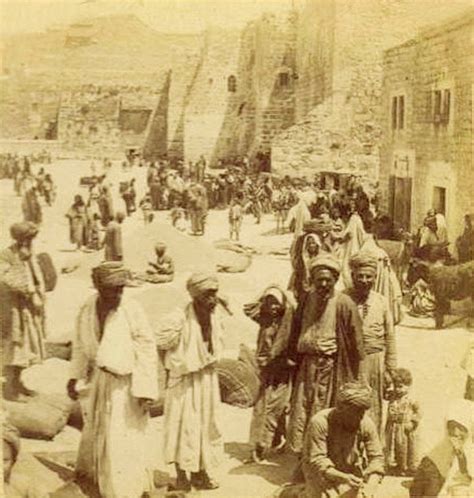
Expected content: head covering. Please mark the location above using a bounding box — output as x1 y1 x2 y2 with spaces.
349 251 378 274
186 272 219 298
336 382 372 409
262 286 285 306
10 222 38 242
3 423 20 462
309 254 341 276
92 261 130 288
155 242 166 253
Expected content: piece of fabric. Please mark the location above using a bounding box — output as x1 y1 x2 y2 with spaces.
308 254 341 276
349 251 378 274
0 246 46 368
287 292 365 453
10 222 38 242
340 213 366 287
336 381 372 409
162 303 224 472
91 262 129 289
186 272 219 299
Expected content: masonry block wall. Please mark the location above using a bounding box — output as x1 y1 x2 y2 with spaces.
272 0 473 178
380 13 473 239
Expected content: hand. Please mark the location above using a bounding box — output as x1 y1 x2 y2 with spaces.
32 292 43 312
341 473 363 488
138 398 153 414
67 379 79 401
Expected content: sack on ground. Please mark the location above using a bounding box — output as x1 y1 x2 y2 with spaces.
216 358 260 408
4 393 73 440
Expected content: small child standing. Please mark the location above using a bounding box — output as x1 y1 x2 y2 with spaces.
170 200 187 232
229 199 243 241
385 368 421 476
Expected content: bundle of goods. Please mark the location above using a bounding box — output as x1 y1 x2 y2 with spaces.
430 260 474 302
79 177 96 187
303 218 334 235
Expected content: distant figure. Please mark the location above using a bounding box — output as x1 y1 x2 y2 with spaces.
228 198 243 241
21 187 42 225
145 242 174 284
456 214 474 263
188 182 208 236
98 184 114 227
139 193 154 225
104 212 125 261
66 195 88 251
385 368 421 476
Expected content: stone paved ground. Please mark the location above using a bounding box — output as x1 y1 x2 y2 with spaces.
2 160 472 498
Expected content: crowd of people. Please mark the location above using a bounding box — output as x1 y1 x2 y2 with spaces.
1 152 473 498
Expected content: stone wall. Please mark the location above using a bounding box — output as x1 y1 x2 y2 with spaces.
380 12 474 239
272 0 473 177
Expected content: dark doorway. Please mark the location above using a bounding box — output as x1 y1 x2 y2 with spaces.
432 186 446 215
389 175 412 232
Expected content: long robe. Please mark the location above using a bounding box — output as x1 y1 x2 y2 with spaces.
67 205 88 247
287 292 365 454
361 235 403 325
0 245 46 368
160 303 224 473
345 289 396 437
340 213 366 287
247 292 294 449
71 294 158 498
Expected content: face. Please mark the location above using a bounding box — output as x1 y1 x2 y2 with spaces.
3 441 14 483
306 238 319 256
394 380 409 398
17 239 33 260
337 405 367 431
311 268 337 300
352 268 376 296
98 286 124 309
447 421 469 451
155 248 165 257
262 295 283 318
194 289 218 313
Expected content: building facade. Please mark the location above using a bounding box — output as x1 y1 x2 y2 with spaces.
380 11 473 240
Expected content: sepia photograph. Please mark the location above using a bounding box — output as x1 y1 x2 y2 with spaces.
0 0 473 496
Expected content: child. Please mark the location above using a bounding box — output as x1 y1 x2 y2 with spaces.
385 368 421 476
87 213 102 251
139 193 153 225
170 200 187 232
229 198 243 241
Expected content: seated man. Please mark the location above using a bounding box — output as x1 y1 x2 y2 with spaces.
302 382 384 498
145 242 174 284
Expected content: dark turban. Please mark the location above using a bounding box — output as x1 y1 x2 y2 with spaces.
349 251 378 274
186 272 219 298
10 222 38 242
3 423 20 462
92 262 130 288
309 254 341 276
336 382 372 409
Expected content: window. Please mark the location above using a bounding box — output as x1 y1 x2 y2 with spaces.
433 186 446 215
278 72 289 88
431 88 451 125
391 95 405 130
227 75 236 93
441 89 451 124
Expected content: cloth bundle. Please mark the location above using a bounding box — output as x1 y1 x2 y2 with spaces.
429 261 474 301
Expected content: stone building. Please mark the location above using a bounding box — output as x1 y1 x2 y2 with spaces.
272 0 473 179
379 11 473 240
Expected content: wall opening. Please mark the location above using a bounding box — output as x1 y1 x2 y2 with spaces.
432 186 446 215
227 75 237 93
278 72 290 88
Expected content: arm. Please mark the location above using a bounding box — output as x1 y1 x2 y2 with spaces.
305 415 335 477
68 305 90 398
130 303 159 401
114 226 123 259
363 418 385 478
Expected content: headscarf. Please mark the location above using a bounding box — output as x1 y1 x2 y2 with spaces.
262 286 286 306
3 423 20 462
92 261 130 288
186 272 219 298
10 221 38 242
336 381 372 409
349 251 378 274
302 233 321 281
155 242 166 253
309 253 341 276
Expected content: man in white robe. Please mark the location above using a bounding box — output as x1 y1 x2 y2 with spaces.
67 262 158 498
157 272 224 492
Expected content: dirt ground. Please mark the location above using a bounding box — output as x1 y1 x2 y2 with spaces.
1 160 472 498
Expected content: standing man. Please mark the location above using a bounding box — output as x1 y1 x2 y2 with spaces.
157 272 224 491
0 222 47 401
287 254 365 460
188 182 208 236
302 382 385 498
67 262 158 498
345 252 397 437
104 212 125 262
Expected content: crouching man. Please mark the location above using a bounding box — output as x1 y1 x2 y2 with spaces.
302 382 384 498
